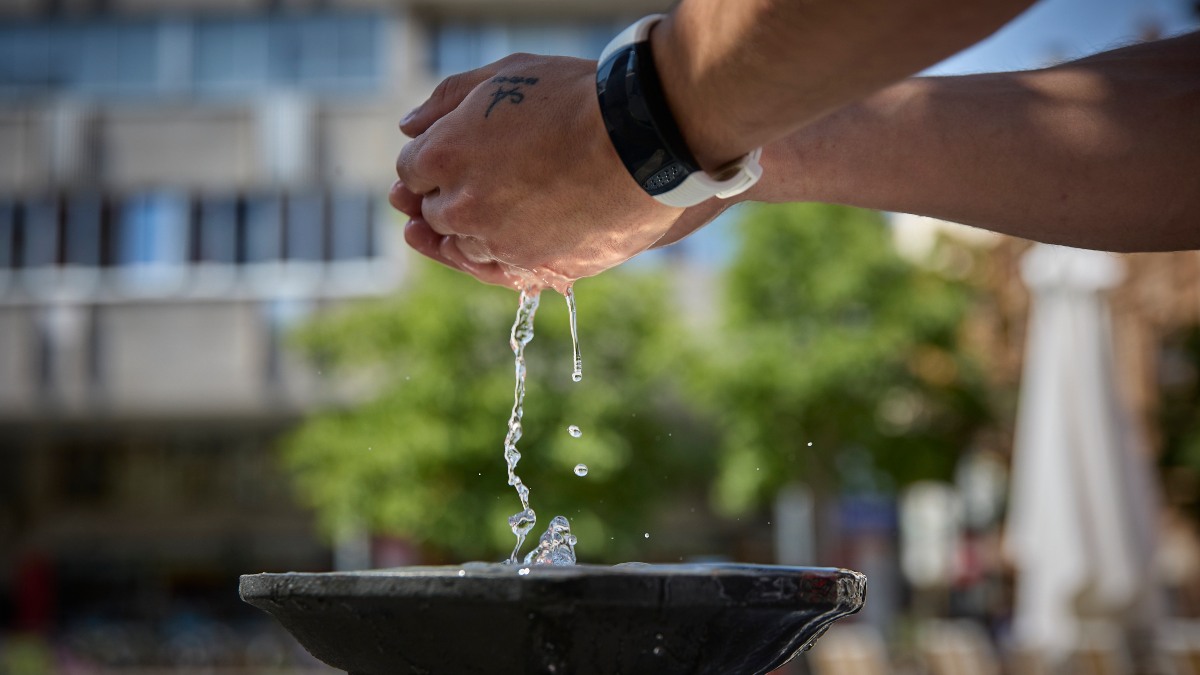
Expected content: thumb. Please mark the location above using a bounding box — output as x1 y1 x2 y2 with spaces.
400 64 500 137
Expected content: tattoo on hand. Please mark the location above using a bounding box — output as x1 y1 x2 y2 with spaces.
486 76 539 118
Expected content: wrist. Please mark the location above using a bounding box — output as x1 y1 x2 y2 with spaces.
649 13 748 172
596 15 762 208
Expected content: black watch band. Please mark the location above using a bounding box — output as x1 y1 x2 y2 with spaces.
595 15 762 208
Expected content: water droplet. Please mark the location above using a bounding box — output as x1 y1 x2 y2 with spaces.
573 463 588 477
568 425 582 438
565 534 578 546
653 646 665 656
656 633 663 641
457 570 466 577
807 441 813 447
518 567 530 576
572 370 582 382
644 532 650 539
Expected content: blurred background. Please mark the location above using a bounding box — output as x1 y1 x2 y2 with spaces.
0 0 1198 673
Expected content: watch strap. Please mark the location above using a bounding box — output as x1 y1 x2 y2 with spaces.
595 15 762 208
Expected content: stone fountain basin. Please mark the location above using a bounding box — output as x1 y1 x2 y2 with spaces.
240 563 865 675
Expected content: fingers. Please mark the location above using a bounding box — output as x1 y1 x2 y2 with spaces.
403 220 519 288
395 136 440 195
388 179 422 218
400 63 501 138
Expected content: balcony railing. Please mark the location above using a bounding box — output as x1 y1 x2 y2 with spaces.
0 190 400 303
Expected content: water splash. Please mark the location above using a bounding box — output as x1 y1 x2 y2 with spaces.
504 288 540 563
565 286 582 382
523 515 577 566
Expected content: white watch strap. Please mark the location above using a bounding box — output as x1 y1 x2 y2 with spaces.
652 147 764 208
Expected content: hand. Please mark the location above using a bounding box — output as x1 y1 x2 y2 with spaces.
391 53 721 292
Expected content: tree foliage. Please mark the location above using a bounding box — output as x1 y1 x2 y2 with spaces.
282 261 719 563
1158 325 1200 518
694 203 992 514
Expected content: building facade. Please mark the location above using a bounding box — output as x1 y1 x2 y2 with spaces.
0 0 667 668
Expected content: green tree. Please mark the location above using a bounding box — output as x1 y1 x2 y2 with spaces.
282 260 718 563
696 203 992 515
1158 324 1200 518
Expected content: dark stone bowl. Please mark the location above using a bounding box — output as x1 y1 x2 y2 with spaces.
240 563 865 675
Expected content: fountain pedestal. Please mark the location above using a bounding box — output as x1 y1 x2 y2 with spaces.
241 563 865 675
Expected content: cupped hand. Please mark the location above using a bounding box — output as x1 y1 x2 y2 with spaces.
390 53 725 292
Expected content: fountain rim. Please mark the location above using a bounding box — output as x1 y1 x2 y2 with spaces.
240 563 866 612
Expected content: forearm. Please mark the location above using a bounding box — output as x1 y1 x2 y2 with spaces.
751 31 1200 252
652 0 1035 170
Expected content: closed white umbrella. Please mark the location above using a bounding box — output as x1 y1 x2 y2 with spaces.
1005 244 1160 667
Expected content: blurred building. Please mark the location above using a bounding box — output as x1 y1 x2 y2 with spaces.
0 0 666 667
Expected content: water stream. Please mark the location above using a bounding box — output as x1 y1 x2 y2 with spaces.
502 288 579 566
503 289 540 563
566 286 583 383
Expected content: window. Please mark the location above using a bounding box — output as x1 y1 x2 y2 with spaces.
116 192 188 287
196 198 239 264
0 24 52 90
0 14 381 98
21 199 60 268
285 194 325 261
243 196 283 263
432 20 617 79
272 18 337 85
330 194 373 260
0 191 386 292
63 194 103 267
268 15 379 89
0 201 13 269
336 16 379 82
193 19 270 93
75 22 159 95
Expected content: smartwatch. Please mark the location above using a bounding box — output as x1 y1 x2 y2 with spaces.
596 14 763 208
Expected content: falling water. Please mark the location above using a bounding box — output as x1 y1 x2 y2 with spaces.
565 286 582 382
504 288 540 563
523 515 577 566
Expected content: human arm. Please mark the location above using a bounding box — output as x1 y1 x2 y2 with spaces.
390 0 1033 290
723 30 1200 253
